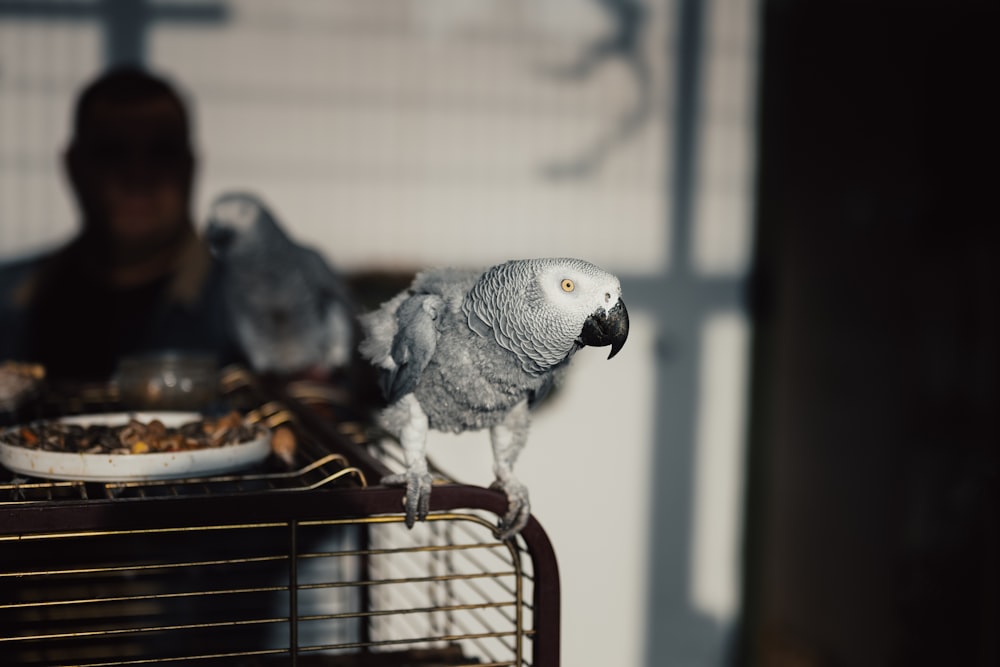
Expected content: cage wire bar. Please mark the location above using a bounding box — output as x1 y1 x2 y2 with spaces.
0 374 560 666
0 508 544 666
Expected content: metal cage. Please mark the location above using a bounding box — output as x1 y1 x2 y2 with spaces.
0 374 560 666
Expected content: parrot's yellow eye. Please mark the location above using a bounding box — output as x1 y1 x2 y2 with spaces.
561 278 575 292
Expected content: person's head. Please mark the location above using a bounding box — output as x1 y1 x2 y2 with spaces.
64 67 196 263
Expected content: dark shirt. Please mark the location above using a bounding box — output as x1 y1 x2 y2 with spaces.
0 234 247 381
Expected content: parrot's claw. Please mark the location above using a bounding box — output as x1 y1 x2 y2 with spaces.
490 478 531 541
382 471 433 529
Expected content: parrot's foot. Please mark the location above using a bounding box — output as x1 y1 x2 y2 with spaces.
382 471 433 529
490 478 531 541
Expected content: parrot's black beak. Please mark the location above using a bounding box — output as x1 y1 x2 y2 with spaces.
205 223 235 258
579 299 629 359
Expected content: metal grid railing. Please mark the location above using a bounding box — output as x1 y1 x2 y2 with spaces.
0 511 537 666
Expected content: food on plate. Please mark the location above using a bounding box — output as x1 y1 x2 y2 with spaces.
1 411 267 456
269 425 297 467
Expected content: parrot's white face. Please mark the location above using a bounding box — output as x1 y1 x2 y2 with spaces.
537 262 623 322
208 197 259 235
205 193 290 260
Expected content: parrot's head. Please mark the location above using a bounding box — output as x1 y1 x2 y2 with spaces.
535 260 629 359
204 192 287 259
465 258 629 375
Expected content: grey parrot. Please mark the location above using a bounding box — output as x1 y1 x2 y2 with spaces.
205 192 356 376
359 258 629 539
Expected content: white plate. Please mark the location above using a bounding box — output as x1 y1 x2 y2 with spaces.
0 412 272 482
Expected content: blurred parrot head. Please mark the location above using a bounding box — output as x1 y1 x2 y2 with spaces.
204 192 289 260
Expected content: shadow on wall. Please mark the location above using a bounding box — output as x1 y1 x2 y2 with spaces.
0 0 229 67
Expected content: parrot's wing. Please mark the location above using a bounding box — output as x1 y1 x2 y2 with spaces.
298 246 354 304
381 293 445 403
297 245 357 369
321 300 354 370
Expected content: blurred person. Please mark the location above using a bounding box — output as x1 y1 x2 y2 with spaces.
0 70 368 662
0 66 245 382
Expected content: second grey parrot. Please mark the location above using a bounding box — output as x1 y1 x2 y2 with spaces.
359 258 629 539
205 192 356 376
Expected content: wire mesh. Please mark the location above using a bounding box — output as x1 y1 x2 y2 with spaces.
0 512 536 666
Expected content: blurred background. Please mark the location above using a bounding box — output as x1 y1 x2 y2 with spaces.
0 1 995 666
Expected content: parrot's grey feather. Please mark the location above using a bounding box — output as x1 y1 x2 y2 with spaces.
359 257 628 538
527 373 556 408
466 308 492 339
383 294 443 403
